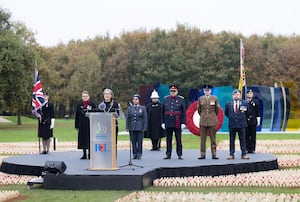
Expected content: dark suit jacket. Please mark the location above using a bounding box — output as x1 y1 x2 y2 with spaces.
247 99 260 126
225 100 250 129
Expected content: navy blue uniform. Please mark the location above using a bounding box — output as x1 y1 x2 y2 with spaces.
126 104 147 159
225 100 250 156
246 98 260 153
162 95 186 158
38 102 55 140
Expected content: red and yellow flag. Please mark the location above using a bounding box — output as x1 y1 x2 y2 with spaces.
238 39 246 99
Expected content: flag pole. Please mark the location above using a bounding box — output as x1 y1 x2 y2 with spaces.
32 62 45 154
239 39 247 100
35 63 41 154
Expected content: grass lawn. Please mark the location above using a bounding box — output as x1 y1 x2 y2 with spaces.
0 185 131 202
0 116 299 202
1 116 299 143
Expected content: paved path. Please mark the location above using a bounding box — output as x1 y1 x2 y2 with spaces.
0 116 12 123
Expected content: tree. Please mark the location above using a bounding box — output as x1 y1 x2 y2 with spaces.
0 8 36 124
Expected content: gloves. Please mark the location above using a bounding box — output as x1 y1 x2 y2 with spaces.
181 124 186 129
256 117 261 126
50 118 55 129
161 123 166 130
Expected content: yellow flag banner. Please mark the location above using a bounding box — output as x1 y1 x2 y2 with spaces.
238 39 246 99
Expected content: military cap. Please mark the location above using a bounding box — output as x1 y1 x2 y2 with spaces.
202 84 213 90
169 85 178 90
132 94 141 100
246 88 253 93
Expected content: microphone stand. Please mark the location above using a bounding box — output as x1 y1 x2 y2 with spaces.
120 132 143 170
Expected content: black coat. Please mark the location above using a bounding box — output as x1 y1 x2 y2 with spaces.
38 102 55 139
145 102 165 139
247 99 260 126
75 100 96 149
98 100 120 135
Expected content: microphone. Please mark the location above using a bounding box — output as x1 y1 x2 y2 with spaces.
98 102 106 112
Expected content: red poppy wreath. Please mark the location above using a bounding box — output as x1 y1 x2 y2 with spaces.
186 101 224 136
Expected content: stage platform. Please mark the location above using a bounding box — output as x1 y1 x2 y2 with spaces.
0 149 278 190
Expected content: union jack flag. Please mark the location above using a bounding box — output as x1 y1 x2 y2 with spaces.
32 67 45 118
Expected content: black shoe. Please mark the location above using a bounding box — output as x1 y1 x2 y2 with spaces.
80 155 87 160
133 156 137 159
164 156 171 159
137 157 141 160
41 151 47 154
212 156 219 159
178 156 183 160
198 156 205 159
88 154 90 159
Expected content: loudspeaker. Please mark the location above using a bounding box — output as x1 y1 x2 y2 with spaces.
44 161 67 174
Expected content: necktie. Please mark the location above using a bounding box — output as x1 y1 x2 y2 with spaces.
235 101 238 113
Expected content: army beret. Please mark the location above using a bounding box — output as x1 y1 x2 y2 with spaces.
232 89 241 94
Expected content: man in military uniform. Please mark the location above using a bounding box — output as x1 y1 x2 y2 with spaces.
161 85 186 160
197 84 219 160
246 88 261 153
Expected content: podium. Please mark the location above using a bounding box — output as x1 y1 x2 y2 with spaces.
85 112 118 170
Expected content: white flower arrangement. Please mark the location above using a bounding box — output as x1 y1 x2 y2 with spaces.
0 174 34 185
0 190 19 201
0 140 159 154
277 155 300 168
115 191 300 202
218 140 300 154
153 170 300 188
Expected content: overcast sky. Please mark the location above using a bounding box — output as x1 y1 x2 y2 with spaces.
0 0 299 47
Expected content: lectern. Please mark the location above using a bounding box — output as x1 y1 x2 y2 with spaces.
85 112 118 170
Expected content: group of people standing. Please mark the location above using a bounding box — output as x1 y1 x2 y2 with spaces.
74 89 119 159
37 84 260 162
224 88 261 160
126 84 186 160
199 84 261 160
